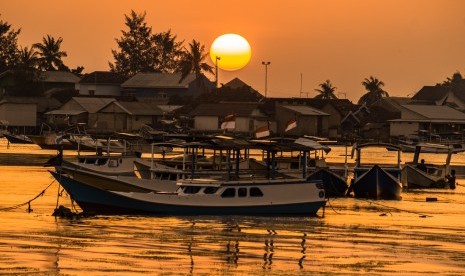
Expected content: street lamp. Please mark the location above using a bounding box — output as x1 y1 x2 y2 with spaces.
215 56 221 88
261 61 271 98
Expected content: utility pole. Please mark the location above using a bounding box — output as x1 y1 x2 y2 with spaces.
262 61 271 97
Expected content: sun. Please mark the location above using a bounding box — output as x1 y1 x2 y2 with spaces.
210 33 251 71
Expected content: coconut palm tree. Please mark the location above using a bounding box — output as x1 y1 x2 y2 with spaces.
17 46 38 69
178 39 214 85
33 34 67 71
358 76 389 106
314 80 338 99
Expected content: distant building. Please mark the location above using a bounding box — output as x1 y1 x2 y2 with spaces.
45 97 116 128
0 96 61 132
275 104 330 137
189 102 268 135
412 84 465 111
76 71 125 96
389 104 465 139
121 72 215 103
95 101 164 132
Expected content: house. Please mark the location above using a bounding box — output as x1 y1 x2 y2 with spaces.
275 104 330 137
0 70 79 99
95 101 164 132
189 102 268 135
389 104 465 140
262 98 356 138
76 71 125 96
121 72 215 103
412 84 465 111
0 97 61 132
45 97 116 128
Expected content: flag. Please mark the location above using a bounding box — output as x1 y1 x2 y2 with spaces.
221 114 236 130
255 124 270 139
285 118 297 132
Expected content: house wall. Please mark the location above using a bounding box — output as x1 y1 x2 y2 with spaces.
92 113 127 131
0 103 36 126
444 92 465 110
390 121 420 137
194 116 218 130
275 105 329 136
77 83 122 96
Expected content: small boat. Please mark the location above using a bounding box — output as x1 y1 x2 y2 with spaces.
401 143 463 189
348 143 402 200
306 168 348 197
4 133 33 144
50 171 326 216
29 132 74 150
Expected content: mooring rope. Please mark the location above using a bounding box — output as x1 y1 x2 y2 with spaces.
0 179 56 212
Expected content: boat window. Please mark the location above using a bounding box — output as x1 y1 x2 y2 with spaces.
108 159 118 167
238 188 247 197
204 187 218 194
250 187 263 197
183 186 201 194
221 188 236 198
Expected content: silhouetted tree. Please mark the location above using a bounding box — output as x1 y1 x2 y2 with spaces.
358 76 389 106
33 35 68 71
0 15 21 72
440 71 465 93
17 46 38 70
314 79 338 99
153 30 184 73
109 10 156 78
178 39 213 84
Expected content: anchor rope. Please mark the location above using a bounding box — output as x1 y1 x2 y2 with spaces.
0 179 56 212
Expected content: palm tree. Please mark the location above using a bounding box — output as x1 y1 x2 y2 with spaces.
33 34 67 71
17 46 38 69
358 76 389 106
314 80 338 99
178 39 214 85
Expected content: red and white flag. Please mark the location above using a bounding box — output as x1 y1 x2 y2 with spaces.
255 124 270 139
221 114 236 130
285 118 297 132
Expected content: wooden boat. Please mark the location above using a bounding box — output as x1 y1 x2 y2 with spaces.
4 133 33 144
401 143 463 189
306 168 348 197
50 171 326 216
348 143 402 200
29 132 74 149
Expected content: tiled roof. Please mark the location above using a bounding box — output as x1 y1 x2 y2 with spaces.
79 71 126 84
189 102 264 117
71 97 116 113
121 73 196 88
114 101 164 116
401 104 465 120
39 71 80 83
412 86 449 102
280 105 330 116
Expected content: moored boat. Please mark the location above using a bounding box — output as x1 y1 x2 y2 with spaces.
348 143 402 200
4 133 33 144
401 143 463 189
50 171 326 216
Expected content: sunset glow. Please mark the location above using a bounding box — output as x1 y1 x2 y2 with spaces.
210 34 251 71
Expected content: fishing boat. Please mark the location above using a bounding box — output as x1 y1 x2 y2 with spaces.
4 133 33 144
306 168 348 197
348 143 402 200
401 143 463 189
60 153 146 176
50 171 326 216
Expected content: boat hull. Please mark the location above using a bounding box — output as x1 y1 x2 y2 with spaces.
350 165 402 200
307 168 348 197
401 165 444 189
51 171 326 216
4 134 33 144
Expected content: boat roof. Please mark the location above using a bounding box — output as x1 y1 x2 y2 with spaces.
356 142 401 151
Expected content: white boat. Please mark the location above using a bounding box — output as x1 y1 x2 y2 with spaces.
50 171 326 216
401 143 463 189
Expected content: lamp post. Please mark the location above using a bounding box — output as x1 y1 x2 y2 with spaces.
261 61 271 98
215 56 221 88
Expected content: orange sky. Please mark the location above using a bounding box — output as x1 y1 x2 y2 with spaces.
2 0 465 101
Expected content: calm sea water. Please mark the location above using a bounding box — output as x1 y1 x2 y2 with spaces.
1 139 465 275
